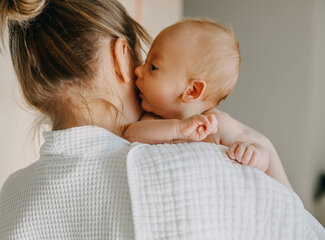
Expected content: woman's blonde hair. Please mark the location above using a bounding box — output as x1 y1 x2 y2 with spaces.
0 0 151 131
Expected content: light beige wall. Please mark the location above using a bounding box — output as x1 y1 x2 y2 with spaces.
0 44 41 187
141 0 183 38
120 0 183 38
184 0 325 215
0 0 183 188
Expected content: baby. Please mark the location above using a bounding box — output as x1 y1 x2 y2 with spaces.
124 19 292 189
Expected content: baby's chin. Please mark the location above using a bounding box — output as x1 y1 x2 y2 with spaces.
141 101 152 113
141 102 161 116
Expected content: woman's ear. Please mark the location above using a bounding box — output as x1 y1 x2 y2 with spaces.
181 79 206 103
113 38 133 83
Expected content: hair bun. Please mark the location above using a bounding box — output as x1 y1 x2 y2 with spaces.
5 0 47 23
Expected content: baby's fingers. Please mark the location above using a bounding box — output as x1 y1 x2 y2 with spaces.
193 114 209 126
249 150 265 170
235 143 247 162
241 145 255 165
227 142 239 160
195 115 212 135
197 126 207 138
248 151 258 167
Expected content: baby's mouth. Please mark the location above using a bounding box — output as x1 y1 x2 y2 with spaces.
135 86 143 99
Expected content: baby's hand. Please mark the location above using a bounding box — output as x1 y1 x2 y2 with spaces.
178 114 218 142
227 142 269 172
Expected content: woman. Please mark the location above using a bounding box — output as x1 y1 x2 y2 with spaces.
0 0 151 239
0 0 323 239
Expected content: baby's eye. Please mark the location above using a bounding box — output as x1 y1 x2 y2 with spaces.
151 64 158 71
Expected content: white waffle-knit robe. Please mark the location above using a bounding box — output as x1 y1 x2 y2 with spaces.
0 126 135 239
0 126 324 240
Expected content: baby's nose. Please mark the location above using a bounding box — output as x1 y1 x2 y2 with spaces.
135 64 144 79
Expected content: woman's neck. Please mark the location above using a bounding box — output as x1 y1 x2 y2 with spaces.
52 100 123 136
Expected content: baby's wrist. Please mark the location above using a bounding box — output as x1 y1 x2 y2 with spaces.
175 119 185 140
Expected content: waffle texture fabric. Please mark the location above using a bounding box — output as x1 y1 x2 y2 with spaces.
0 126 135 240
127 143 325 240
1 126 324 239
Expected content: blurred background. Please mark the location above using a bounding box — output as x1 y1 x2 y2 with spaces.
0 0 324 226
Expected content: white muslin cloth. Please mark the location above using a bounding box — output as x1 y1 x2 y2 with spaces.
126 143 325 240
0 126 323 240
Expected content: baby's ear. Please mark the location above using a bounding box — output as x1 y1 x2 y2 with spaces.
181 79 206 103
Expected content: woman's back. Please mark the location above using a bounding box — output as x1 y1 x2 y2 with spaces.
0 0 150 238
0 126 135 239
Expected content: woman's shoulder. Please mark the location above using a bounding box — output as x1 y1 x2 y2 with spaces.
0 161 39 199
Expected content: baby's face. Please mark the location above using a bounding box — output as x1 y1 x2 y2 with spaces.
135 28 190 119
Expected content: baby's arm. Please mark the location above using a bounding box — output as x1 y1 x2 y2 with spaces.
124 112 218 144
204 109 292 190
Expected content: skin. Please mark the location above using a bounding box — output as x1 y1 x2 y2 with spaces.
124 23 292 190
134 25 213 119
59 37 142 136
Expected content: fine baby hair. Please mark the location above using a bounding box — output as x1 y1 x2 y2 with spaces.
178 18 241 106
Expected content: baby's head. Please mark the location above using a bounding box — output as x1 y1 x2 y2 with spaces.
135 19 240 119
